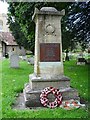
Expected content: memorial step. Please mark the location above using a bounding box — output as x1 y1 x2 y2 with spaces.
29 74 71 91
23 83 80 107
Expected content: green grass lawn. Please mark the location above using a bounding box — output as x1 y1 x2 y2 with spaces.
1 59 89 118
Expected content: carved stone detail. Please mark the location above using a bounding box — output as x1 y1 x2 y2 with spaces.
45 24 55 34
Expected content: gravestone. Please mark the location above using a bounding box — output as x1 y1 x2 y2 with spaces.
21 56 27 61
77 53 86 65
23 7 79 107
10 52 19 68
28 56 34 65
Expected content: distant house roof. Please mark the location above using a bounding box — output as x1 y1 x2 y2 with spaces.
0 32 18 45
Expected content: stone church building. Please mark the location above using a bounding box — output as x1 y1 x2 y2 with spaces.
0 13 26 57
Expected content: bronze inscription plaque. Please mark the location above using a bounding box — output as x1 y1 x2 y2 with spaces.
40 43 60 62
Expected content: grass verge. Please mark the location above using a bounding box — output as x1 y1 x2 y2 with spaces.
1 59 88 118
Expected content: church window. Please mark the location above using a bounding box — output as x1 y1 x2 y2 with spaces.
12 48 14 51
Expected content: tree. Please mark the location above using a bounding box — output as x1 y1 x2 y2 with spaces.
7 2 90 53
62 1 90 51
7 2 71 54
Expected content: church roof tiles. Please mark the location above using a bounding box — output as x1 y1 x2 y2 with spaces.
0 32 17 46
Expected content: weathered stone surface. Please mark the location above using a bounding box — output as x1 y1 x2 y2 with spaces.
23 7 80 107
33 7 64 76
32 8 65 21
21 56 27 61
28 57 34 65
29 74 70 91
23 83 80 107
40 7 57 12
10 53 19 68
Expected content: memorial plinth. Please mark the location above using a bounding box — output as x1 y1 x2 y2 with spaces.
23 7 79 107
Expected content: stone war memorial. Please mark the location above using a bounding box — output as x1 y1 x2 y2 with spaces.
23 7 80 108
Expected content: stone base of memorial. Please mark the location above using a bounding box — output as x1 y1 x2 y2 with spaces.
23 74 79 107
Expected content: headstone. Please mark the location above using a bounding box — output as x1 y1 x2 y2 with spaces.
23 7 79 107
28 56 34 65
21 56 27 61
10 52 19 68
77 53 86 65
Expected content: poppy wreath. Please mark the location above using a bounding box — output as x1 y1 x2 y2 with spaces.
40 87 62 108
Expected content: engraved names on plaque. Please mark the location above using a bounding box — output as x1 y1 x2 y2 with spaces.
40 43 60 62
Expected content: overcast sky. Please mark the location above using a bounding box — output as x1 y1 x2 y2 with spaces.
0 1 9 14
